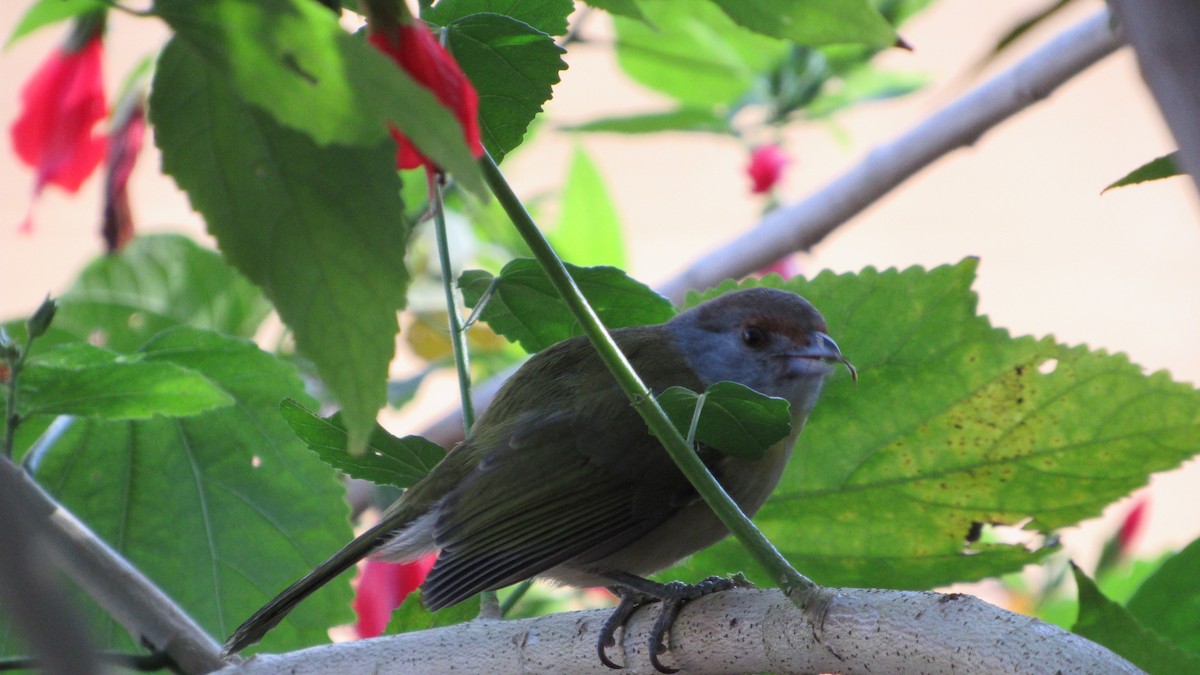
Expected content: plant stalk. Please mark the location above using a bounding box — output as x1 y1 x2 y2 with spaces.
429 171 477 433
429 169 496 613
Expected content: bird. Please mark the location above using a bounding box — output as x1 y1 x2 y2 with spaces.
224 287 852 671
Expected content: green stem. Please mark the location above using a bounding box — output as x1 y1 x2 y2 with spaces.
429 172 476 433
499 579 534 617
2 338 30 460
429 170 494 612
3 368 17 460
479 153 814 596
9 297 58 461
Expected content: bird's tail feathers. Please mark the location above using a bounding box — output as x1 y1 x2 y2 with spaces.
223 512 416 655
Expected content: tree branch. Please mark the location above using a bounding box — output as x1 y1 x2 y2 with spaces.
0 457 98 674
0 450 223 674
657 9 1124 302
215 588 1138 674
1107 1 1200 197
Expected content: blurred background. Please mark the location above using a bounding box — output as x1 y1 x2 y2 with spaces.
2 0 1197 601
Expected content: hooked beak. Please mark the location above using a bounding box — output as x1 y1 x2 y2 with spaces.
790 331 858 382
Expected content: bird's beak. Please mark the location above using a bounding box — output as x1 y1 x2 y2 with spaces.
790 331 857 382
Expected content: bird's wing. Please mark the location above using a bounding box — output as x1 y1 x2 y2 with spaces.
419 400 705 610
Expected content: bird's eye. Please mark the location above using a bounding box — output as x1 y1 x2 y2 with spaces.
741 325 766 348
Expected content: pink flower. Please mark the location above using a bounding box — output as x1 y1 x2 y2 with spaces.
747 144 789 195
756 255 803 279
101 101 146 252
10 27 108 232
1117 498 1148 555
352 554 437 639
368 22 482 172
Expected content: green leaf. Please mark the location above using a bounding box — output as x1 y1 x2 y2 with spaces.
584 0 648 22
281 399 444 488
5 0 106 47
709 0 896 47
804 66 928 119
5 235 270 463
55 234 271 353
153 0 484 192
1095 552 1172 607
386 589 479 634
21 341 114 368
23 329 353 654
1103 152 1181 193
424 0 574 36
614 0 789 108
1072 565 1200 673
1126 537 1200 656
444 13 567 162
658 382 791 459
550 146 626 267
876 0 934 26
19 356 233 421
151 39 409 455
669 262 1200 589
0 327 83 467
566 108 735 134
458 259 674 352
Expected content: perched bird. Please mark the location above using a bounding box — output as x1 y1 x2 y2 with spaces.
224 287 852 671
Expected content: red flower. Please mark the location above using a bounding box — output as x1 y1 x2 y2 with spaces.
352 554 437 639
10 28 108 232
368 23 482 172
1117 498 1148 555
101 101 146 252
747 144 789 195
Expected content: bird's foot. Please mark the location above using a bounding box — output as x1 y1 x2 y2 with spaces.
597 573 743 673
597 588 657 669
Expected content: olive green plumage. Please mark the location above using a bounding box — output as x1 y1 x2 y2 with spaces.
224 287 845 655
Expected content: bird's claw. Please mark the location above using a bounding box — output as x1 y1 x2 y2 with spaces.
648 594 685 673
597 575 739 673
598 588 654 669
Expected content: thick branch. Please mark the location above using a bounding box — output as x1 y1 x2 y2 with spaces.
216 588 1138 674
0 458 98 674
0 448 223 674
1107 1 1200 197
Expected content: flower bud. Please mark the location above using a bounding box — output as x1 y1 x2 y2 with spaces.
747 144 789 195
26 296 58 339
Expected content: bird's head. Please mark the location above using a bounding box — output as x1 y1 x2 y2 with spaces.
667 288 854 418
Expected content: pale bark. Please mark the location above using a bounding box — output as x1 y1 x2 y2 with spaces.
1 446 224 674
1108 1 1200 197
217 588 1140 675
